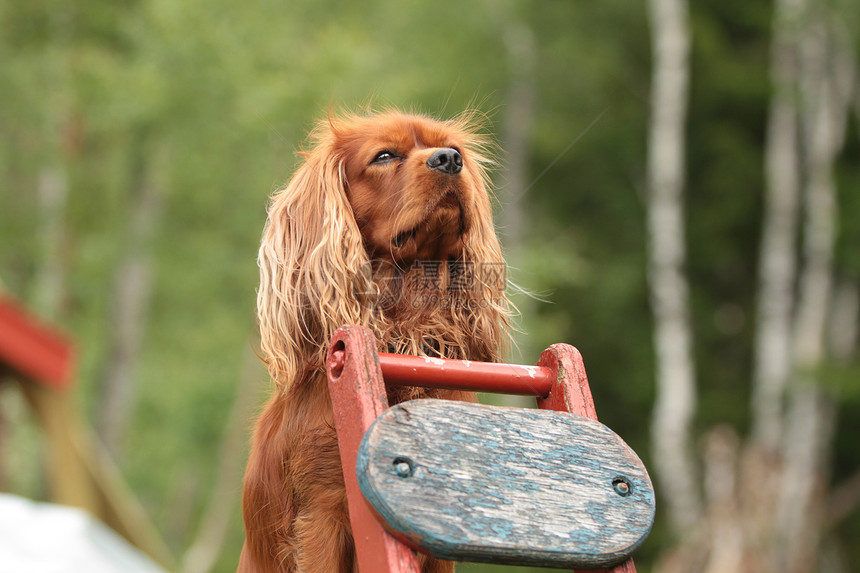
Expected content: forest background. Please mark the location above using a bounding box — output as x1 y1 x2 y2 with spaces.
1 0 859 572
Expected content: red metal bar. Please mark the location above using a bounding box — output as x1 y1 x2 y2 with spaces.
329 351 555 397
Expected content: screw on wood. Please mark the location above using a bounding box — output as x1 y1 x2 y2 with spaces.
393 457 414 478
612 477 632 497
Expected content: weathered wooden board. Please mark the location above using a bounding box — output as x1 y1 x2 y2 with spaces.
357 399 655 569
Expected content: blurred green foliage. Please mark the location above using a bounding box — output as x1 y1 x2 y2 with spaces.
1 0 859 572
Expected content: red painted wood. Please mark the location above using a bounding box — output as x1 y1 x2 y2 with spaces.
535 343 598 418
0 297 74 389
330 331 640 573
536 343 637 573
326 326 420 573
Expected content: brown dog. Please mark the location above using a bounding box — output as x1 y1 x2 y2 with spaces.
239 111 510 572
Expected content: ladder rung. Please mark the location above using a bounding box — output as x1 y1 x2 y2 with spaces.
384 352 555 396
329 349 555 396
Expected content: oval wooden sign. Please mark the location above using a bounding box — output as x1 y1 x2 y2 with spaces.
356 399 655 569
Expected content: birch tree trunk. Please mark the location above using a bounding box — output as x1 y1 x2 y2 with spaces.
645 0 701 535
499 22 535 255
776 12 854 571
700 427 743 573
32 8 76 320
752 0 803 453
97 133 165 458
33 166 68 318
498 14 536 378
827 279 859 364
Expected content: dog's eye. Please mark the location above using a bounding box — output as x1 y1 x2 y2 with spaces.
371 151 399 165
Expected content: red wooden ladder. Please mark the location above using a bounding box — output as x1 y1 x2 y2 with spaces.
325 325 652 572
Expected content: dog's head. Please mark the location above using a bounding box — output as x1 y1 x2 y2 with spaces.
258 110 509 388
336 112 487 263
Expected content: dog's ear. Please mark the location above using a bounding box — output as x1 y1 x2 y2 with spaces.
257 143 372 389
239 392 294 570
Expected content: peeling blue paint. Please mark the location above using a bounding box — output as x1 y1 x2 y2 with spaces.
356 399 655 569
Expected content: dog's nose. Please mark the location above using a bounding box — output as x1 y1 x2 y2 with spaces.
426 148 463 175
